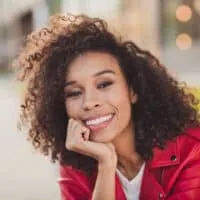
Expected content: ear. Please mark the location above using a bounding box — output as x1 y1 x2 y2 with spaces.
130 89 138 104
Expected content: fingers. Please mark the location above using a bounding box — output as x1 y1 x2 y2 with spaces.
81 126 90 141
66 118 78 150
73 119 90 141
65 118 90 151
65 119 117 164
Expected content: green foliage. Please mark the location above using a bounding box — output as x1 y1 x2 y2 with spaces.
185 87 200 113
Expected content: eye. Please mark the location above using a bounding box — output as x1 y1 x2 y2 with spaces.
64 91 82 98
97 81 113 89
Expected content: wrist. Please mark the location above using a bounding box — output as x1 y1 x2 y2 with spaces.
98 160 116 172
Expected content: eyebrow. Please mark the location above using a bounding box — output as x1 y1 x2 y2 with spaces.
64 69 116 87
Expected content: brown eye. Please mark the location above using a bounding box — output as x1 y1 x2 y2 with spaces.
65 91 82 98
97 81 113 89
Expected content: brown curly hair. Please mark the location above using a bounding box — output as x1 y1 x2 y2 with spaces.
14 13 200 175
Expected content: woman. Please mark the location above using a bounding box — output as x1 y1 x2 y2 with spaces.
15 13 200 200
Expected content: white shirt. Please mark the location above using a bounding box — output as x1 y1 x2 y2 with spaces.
116 163 145 200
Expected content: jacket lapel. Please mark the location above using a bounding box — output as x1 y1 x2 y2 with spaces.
115 174 127 200
140 165 166 200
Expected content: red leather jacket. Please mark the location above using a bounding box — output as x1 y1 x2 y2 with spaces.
58 127 200 200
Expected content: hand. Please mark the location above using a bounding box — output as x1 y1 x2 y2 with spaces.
65 118 117 167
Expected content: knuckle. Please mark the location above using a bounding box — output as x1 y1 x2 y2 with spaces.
81 126 87 132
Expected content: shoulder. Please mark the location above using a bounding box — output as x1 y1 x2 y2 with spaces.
178 127 200 149
58 165 93 195
182 127 200 141
178 127 200 161
149 127 200 168
58 165 94 199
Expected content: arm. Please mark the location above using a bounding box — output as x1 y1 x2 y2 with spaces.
91 163 116 200
60 119 118 200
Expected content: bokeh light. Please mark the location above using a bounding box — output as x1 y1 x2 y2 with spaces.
176 33 192 50
176 5 192 22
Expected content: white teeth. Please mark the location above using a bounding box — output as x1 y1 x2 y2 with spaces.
85 114 113 126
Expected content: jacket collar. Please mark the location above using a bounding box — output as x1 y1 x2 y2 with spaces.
147 127 200 168
147 138 180 168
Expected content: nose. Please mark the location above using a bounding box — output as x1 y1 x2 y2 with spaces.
82 91 101 111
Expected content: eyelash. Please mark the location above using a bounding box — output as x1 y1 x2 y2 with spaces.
65 81 113 98
97 81 113 89
65 91 81 98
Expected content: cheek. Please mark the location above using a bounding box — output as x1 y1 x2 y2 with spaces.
65 101 79 117
111 88 131 109
117 98 132 116
113 91 132 119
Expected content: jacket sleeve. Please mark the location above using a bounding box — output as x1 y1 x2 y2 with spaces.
58 165 93 200
167 144 200 200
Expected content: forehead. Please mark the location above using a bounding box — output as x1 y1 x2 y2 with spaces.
66 51 121 80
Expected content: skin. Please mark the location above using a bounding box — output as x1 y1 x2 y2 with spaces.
64 51 142 180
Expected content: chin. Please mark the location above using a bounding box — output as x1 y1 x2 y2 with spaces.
90 132 116 143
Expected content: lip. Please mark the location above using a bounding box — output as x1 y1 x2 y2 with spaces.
84 114 115 132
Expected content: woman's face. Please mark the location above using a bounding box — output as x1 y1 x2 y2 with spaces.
64 51 137 142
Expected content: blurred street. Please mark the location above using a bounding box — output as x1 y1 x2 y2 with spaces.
0 75 60 200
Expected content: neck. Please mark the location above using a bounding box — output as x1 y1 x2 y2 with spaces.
113 122 143 180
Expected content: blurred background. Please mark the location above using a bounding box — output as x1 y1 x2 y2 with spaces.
0 0 200 199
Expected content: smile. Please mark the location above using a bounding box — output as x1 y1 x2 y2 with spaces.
84 114 114 131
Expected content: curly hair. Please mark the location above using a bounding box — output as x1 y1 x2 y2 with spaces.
14 13 200 175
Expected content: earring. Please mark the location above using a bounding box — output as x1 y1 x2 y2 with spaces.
131 93 138 104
